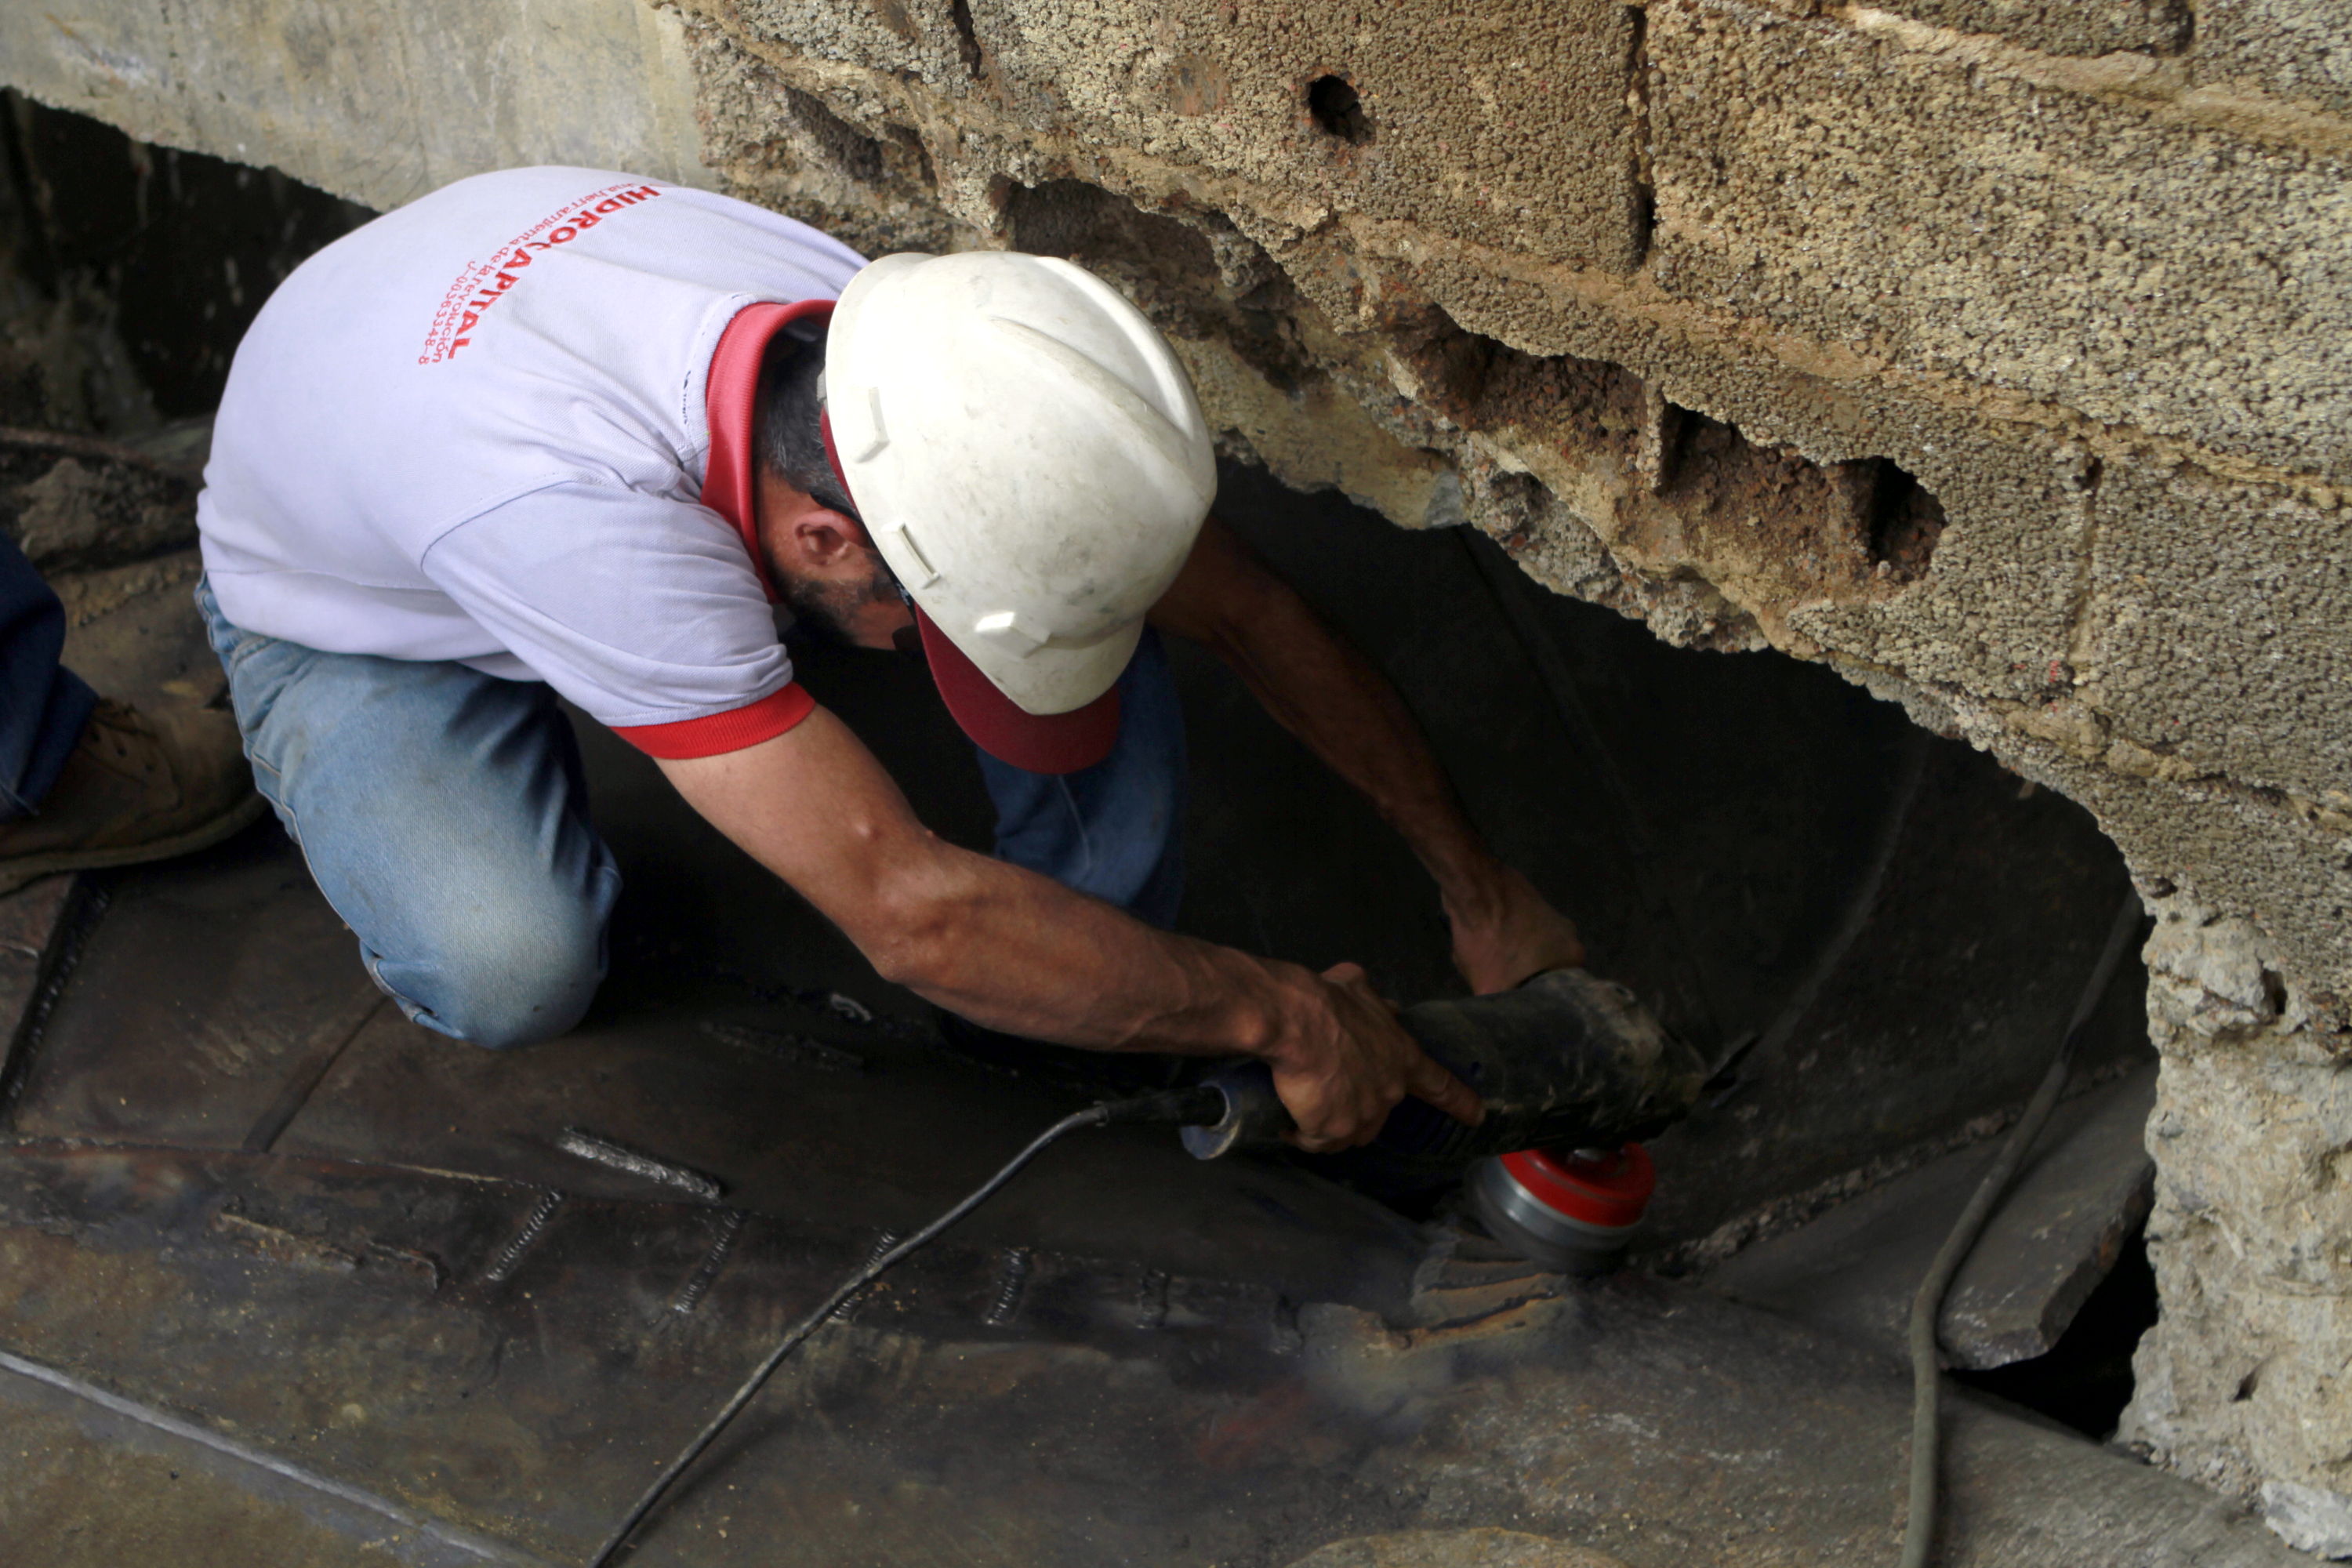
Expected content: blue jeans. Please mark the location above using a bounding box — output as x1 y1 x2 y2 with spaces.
972 627 1185 929
0 535 96 822
198 580 1185 1047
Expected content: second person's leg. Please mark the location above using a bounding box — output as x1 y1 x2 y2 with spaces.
972 626 1188 927
0 533 95 822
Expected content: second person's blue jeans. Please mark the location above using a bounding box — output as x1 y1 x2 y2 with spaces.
0 534 96 822
198 579 1185 1047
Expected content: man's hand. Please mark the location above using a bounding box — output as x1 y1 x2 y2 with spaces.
1446 865 1587 995
1261 962 1484 1152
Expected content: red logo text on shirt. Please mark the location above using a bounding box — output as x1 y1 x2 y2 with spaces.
417 183 664 365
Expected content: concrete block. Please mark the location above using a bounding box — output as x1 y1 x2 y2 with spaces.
1886 0 2190 58
726 0 980 94
2118 931 2352 1519
1791 421 2098 703
721 0 1647 271
1942 702 2352 1009
0 0 713 209
2194 0 2352 117
2262 1480 2352 1559
2078 461 2352 808
1646 0 2352 484
682 19 966 256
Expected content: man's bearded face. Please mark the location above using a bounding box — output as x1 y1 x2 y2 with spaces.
775 540 906 649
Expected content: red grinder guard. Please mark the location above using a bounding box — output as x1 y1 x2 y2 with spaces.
1469 1142 1657 1276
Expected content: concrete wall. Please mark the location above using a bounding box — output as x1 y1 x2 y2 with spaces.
8 0 2352 1548
0 1 713 205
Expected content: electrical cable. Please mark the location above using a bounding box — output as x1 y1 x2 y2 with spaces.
1898 889 2146 1568
585 1084 1219 1567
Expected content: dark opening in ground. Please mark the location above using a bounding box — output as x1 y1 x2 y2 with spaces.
1957 1227 2159 1441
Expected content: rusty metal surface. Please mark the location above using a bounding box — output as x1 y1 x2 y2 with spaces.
1705 1066 2159 1370
0 1142 2299 1568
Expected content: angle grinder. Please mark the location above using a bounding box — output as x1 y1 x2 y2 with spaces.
1181 966 1704 1276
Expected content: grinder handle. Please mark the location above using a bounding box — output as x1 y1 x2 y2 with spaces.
1180 1062 1296 1159
1099 1083 1229 1128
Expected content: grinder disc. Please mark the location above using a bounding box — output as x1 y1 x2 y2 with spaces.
1469 1143 1655 1276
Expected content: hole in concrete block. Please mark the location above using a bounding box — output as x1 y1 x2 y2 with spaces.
1387 306 1639 441
780 86 889 187
1855 457 1948 582
2261 967 2290 1018
1003 180 1216 277
1392 306 1960 604
999 178 1309 394
1306 75 1374 145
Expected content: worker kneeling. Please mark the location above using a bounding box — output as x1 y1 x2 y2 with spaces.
193 168 1589 1151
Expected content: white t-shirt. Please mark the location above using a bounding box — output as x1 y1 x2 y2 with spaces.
198 166 866 757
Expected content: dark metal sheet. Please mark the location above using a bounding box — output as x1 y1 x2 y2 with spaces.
0 1145 2297 1568
0 1351 527 1568
0 1146 1337 1563
0 874 85 1089
6 833 382 1149
1705 1066 2159 1368
271 996 1425 1312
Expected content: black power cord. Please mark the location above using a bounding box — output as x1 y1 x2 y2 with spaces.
1899 890 2146 1567
585 1084 1221 1566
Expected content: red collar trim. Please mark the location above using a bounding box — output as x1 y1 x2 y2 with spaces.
702 298 836 604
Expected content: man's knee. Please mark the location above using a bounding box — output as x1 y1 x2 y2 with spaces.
367 877 613 1050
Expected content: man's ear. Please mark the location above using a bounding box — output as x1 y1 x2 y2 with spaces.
787 507 866 569
757 462 869 572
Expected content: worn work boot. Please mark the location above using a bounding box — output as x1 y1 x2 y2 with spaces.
0 697 265 896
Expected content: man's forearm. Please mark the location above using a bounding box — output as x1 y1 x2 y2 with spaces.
1152 521 1507 914
663 706 1294 1056
858 836 1480 1147
659 704 1482 1147
861 835 1302 1055
1149 519 1584 991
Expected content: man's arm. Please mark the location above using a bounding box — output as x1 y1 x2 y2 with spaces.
1149 517 1586 994
657 707 1480 1152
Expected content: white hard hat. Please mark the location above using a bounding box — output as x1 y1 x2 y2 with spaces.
824 251 1216 771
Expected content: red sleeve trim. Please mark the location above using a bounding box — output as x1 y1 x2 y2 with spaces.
610 682 818 759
